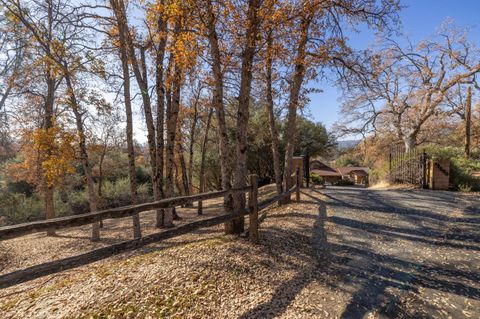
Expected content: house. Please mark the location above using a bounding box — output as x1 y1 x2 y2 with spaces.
310 160 342 184
336 167 369 185
310 160 369 185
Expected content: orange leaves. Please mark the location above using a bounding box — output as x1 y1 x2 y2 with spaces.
11 126 77 188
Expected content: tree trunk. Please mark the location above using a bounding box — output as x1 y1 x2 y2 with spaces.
139 45 163 224
98 142 107 198
155 12 168 227
230 0 261 234
188 88 201 195
283 14 311 195
65 70 100 241
178 140 190 197
44 73 56 236
164 61 181 227
404 133 416 152
111 0 158 231
205 0 232 216
0 83 13 114
198 108 213 215
265 29 283 195
97 141 107 228
465 86 472 159
230 0 262 234
112 0 141 238
45 185 55 236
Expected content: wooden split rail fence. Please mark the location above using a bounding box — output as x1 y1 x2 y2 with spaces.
0 168 301 289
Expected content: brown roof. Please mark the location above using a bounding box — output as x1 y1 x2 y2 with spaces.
336 167 369 176
310 160 369 177
310 169 341 177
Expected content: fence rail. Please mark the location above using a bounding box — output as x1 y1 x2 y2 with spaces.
0 186 251 241
0 171 302 289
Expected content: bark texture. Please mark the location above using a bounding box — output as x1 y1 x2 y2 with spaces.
283 13 311 193
230 0 262 234
265 29 283 195
204 0 233 216
65 70 100 241
198 108 213 215
111 0 142 238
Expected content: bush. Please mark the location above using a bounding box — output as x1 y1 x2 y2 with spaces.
459 184 473 193
334 179 355 186
0 191 44 224
101 178 152 208
310 173 324 185
135 165 151 185
6 180 35 197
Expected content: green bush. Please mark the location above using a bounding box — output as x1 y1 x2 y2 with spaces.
100 178 151 208
0 191 44 224
0 178 155 225
310 173 324 185
135 165 152 185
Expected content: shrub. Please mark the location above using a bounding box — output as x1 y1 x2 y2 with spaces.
425 146 480 191
310 173 324 185
135 165 152 185
101 178 152 208
6 180 35 197
459 184 473 193
334 179 355 186
0 191 44 224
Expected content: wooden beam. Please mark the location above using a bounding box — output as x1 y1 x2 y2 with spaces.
257 186 295 211
0 186 251 241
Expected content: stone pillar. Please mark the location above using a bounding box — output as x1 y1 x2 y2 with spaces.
428 159 450 190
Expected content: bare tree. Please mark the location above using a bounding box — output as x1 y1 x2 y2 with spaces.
339 26 480 151
109 0 142 238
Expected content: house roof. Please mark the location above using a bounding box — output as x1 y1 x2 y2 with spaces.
310 169 342 177
336 167 369 176
310 160 341 177
310 160 369 178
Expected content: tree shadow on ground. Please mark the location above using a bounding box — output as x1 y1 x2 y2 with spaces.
0 227 223 289
237 188 480 319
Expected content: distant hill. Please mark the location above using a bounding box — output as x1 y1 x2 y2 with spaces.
336 139 361 150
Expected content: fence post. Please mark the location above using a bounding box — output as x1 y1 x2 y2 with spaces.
249 174 259 244
296 167 300 202
197 175 206 215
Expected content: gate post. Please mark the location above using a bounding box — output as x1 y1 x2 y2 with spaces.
421 150 428 189
248 174 259 244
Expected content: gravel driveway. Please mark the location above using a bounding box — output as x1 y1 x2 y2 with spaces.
319 186 480 318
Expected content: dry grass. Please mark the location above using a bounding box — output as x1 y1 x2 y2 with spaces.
369 181 418 190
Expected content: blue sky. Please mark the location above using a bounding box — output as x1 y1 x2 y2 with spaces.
308 0 480 135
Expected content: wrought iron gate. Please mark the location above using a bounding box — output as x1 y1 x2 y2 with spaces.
389 144 429 188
